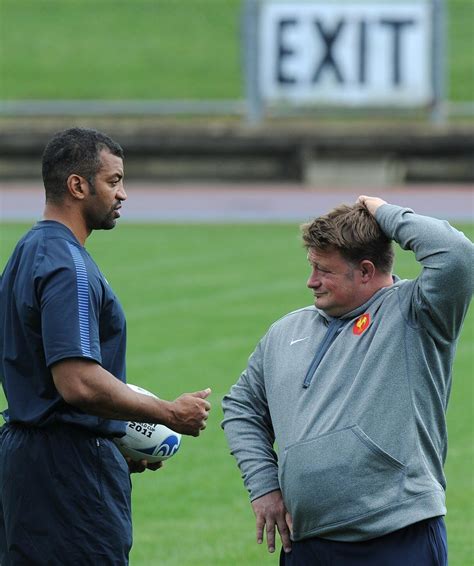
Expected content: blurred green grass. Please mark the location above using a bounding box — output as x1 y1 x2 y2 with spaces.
0 0 472 101
447 0 474 101
0 0 241 100
0 221 472 565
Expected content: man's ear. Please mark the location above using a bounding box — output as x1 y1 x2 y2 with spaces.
66 174 88 200
359 260 376 283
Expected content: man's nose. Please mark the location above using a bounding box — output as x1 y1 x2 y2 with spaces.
118 186 127 201
307 270 320 288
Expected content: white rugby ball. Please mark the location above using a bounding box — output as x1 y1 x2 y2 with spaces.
114 384 182 463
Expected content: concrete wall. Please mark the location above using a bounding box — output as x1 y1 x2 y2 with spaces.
0 119 472 186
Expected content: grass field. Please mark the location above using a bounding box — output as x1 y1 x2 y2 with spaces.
0 0 473 101
0 221 472 565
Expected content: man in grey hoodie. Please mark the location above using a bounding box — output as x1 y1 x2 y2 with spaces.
222 196 473 565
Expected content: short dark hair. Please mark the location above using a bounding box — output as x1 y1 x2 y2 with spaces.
301 203 394 273
42 127 124 203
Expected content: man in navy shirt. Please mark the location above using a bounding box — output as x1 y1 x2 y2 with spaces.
0 128 212 564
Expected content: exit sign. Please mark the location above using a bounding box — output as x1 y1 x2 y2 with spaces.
253 0 437 107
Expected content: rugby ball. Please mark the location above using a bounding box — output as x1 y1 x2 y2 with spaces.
114 384 182 463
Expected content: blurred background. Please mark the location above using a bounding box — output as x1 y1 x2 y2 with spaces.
0 0 473 191
0 1 473 565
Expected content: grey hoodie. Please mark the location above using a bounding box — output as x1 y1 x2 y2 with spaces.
221 204 473 542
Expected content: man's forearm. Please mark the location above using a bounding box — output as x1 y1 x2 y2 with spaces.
51 358 211 436
52 358 174 423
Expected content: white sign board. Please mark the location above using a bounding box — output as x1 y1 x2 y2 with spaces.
259 1 433 106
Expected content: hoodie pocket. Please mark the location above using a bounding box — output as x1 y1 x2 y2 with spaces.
280 425 406 535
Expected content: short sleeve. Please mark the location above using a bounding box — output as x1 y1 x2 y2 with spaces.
36 240 102 367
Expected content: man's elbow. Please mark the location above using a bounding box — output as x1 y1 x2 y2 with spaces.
51 360 102 409
58 383 92 408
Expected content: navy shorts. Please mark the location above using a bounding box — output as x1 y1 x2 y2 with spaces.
280 517 448 566
0 423 132 565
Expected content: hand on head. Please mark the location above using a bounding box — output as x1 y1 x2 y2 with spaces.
357 195 387 216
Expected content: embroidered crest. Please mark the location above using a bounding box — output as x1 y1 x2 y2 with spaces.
353 313 371 335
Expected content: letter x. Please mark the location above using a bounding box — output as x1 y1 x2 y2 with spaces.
312 19 345 83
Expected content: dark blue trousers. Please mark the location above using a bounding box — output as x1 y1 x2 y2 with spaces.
280 517 447 566
0 423 132 565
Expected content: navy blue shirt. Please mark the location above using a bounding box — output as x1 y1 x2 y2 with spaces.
0 221 127 436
